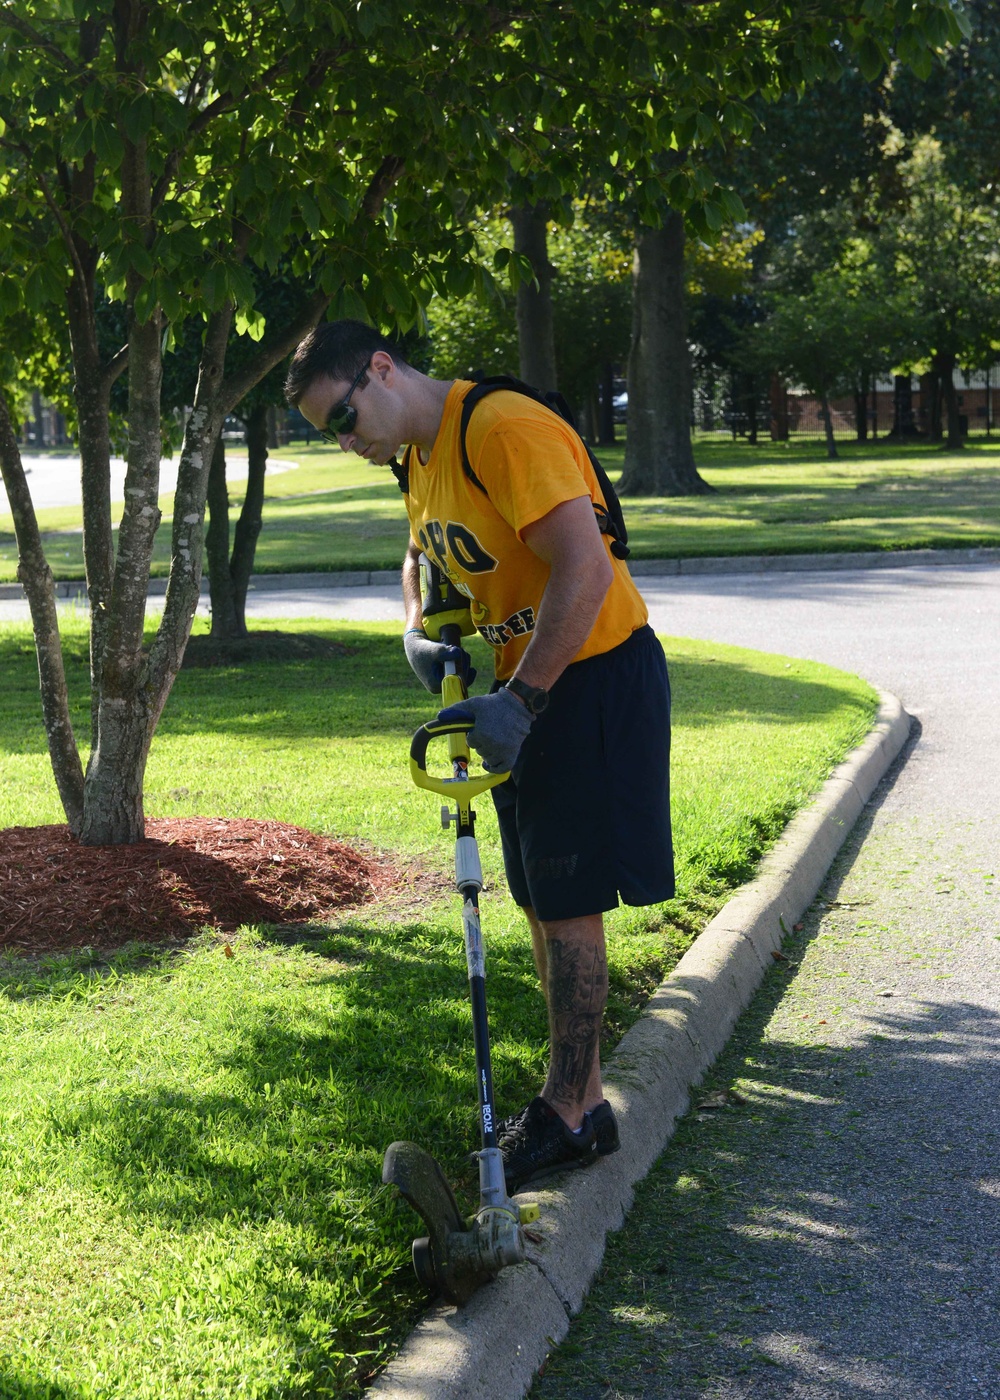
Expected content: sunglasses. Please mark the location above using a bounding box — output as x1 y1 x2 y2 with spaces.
319 358 371 442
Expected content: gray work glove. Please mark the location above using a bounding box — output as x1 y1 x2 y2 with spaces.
436 688 533 773
403 628 476 694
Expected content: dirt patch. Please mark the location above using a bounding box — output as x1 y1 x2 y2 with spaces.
181 631 354 668
0 818 401 955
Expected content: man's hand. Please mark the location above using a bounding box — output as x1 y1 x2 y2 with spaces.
404 629 476 694
437 688 533 773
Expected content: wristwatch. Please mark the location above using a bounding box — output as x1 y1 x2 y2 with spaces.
506 676 550 715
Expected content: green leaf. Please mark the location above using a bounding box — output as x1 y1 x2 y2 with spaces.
133 280 159 324
0 275 20 317
234 308 266 341
128 244 154 280
121 94 154 145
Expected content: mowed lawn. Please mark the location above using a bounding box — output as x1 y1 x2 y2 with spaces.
2 436 998 582
0 617 879 1398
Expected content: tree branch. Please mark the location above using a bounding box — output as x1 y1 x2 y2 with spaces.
219 287 331 412
0 388 85 833
361 154 406 221
0 6 78 72
151 56 293 212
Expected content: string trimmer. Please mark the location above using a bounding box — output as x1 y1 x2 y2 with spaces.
382 561 539 1305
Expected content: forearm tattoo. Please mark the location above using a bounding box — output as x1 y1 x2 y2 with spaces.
544 937 609 1103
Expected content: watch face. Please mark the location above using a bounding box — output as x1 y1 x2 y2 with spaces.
509 677 548 714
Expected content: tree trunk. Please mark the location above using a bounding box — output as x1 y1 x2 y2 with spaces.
745 376 758 446
205 434 240 638
819 390 839 460
920 370 942 441
80 303 163 846
511 202 558 392
934 351 962 449
769 373 789 441
231 403 269 632
618 215 711 496
204 404 268 639
855 384 868 442
0 389 85 834
892 374 916 437
79 83 166 846
598 363 616 445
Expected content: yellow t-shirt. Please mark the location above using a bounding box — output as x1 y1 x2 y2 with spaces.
404 381 648 679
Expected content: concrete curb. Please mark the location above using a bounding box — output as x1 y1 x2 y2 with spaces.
368 691 912 1400
1 544 998 602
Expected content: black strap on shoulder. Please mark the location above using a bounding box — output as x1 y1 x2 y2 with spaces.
389 448 409 495
458 373 630 559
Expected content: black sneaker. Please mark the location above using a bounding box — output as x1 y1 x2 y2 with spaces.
497 1099 620 1155
499 1096 598 1192
588 1100 621 1157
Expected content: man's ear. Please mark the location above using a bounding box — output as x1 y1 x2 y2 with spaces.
370 349 395 382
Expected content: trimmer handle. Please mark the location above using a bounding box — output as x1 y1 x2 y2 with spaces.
409 719 509 798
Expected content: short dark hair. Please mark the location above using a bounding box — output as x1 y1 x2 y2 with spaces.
284 319 410 406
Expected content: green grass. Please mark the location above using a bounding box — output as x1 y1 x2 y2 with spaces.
0 617 877 1397
2 437 999 582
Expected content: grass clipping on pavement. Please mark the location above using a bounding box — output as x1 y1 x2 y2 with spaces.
0 618 877 1398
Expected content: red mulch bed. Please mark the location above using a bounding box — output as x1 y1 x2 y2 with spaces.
0 818 397 956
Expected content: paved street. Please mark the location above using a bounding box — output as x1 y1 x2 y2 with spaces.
2 561 997 1395
532 563 1000 1400
0 452 295 514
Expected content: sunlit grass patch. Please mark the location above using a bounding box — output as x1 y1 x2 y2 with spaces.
0 615 877 1396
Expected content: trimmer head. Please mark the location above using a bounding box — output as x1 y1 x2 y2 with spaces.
383 1140 526 1305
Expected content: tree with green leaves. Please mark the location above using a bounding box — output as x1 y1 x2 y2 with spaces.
884 133 1000 447
0 0 671 845
0 0 970 845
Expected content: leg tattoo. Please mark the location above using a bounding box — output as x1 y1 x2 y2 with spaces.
543 937 609 1109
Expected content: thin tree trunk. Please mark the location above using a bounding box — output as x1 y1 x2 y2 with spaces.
819 390 839 460
229 403 268 633
80 91 163 846
203 404 268 639
921 370 942 441
855 384 868 442
205 435 240 638
935 351 962 448
769 372 789 441
618 214 711 496
746 376 758 446
0 389 85 834
511 202 558 392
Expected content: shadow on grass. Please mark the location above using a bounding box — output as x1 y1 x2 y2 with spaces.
0 627 873 753
39 919 545 1225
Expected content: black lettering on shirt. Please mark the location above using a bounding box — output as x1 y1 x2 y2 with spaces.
478 605 536 649
445 522 497 575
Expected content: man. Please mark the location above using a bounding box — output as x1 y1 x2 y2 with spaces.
285 319 674 1191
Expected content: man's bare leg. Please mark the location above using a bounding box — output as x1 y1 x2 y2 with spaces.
523 907 607 1130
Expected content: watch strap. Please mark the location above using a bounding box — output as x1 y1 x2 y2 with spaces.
506 676 549 714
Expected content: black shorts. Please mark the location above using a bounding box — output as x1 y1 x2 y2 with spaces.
490 624 674 922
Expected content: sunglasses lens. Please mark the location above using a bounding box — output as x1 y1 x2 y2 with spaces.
323 403 357 439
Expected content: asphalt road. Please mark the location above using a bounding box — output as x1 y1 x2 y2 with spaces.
531 564 1000 1400
0 452 295 513
2 562 997 1395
